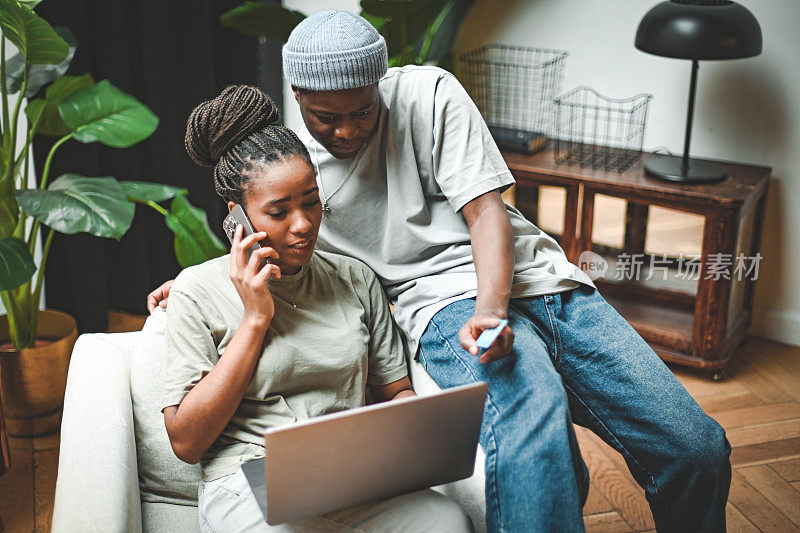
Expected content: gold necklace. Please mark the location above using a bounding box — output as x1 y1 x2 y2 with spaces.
270 266 305 308
273 285 299 308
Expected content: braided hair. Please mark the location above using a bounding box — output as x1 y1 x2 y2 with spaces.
185 85 312 205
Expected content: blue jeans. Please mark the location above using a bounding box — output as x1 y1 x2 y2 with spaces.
418 286 731 533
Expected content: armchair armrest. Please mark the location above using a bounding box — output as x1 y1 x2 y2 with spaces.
52 332 144 533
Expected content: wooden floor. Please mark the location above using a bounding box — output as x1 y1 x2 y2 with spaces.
579 338 800 532
1 330 798 532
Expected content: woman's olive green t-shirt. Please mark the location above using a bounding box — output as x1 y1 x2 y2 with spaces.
161 250 409 481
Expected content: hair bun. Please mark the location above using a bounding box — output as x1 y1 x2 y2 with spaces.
185 85 280 167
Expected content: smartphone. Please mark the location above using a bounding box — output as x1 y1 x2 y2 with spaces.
476 319 508 350
223 204 268 266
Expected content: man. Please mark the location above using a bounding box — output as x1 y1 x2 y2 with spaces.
151 10 730 532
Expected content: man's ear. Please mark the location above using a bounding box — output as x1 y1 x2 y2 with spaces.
292 86 301 102
227 201 236 212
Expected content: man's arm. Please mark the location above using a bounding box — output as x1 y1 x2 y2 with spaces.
460 189 515 363
369 376 415 402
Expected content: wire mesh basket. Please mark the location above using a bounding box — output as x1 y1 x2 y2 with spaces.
456 45 568 153
553 86 652 172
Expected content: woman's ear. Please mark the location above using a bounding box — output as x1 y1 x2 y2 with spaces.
227 201 236 212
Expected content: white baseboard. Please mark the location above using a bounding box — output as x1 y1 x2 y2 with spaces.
751 305 800 348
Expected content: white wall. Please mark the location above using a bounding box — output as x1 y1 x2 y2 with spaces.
282 0 800 346
452 0 800 346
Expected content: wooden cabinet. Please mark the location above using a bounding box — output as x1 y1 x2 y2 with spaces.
503 149 771 377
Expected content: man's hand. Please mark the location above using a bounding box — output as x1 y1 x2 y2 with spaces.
459 313 514 364
147 280 175 312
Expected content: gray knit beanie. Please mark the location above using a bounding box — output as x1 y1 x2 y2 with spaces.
283 10 388 91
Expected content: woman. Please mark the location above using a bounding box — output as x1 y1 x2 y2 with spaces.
161 85 471 532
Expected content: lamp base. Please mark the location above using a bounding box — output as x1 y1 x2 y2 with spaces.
644 155 727 184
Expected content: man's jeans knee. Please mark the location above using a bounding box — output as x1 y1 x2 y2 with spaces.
419 288 731 533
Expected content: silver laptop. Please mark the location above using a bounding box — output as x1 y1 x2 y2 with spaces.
241 381 487 525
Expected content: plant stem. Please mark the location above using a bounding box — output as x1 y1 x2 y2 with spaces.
4 65 27 185
40 133 72 190
134 198 169 216
28 227 54 338
13 126 33 240
22 127 30 189
27 215 38 255
1 39 9 140
0 288 29 350
27 133 72 255
12 118 38 181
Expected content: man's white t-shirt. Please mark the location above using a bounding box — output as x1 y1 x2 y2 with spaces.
299 66 593 355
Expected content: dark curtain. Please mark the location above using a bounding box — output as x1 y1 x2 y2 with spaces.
33 0 283 333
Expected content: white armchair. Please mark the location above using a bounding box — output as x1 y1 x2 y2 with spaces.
52 309 487 532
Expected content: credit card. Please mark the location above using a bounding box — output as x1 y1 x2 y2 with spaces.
476 319 508 349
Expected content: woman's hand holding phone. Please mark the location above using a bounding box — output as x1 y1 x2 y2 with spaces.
229 224 281 329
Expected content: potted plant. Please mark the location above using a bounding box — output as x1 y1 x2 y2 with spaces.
0 0 226 436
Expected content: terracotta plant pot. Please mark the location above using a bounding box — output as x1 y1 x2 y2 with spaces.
0 309 78 437
1 394 9 474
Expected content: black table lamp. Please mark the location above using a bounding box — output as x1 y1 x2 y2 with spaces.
635 0 762 183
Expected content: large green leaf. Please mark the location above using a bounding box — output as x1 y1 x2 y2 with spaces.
165 195 226 268
0 236 35 291
23 98 45 150
361 0 449 61
121 181 186 203
361 0 421 17
24 97 45 126
58 80 159 148
15 173 134 239
220 2 306 41
5 26 77 97
388 44 418 68
360 11 388 32
26 73 95 136
413 0 473 65
0 0 68 64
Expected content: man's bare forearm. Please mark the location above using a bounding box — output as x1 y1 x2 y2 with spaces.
463 191 514 317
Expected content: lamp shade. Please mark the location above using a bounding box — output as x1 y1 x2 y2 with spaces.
635 1 762 60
